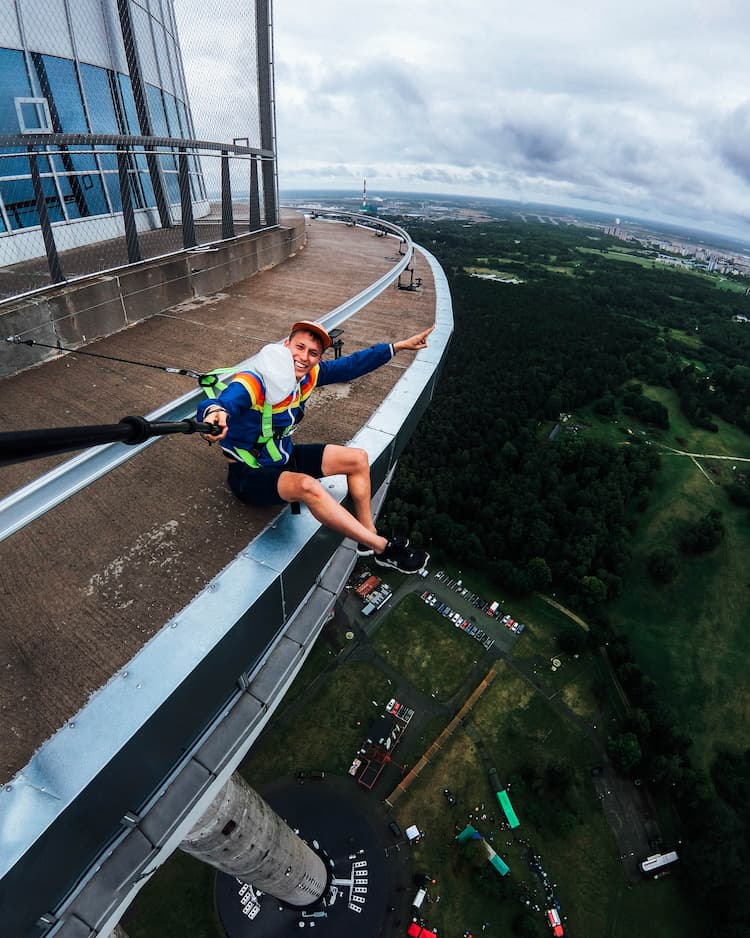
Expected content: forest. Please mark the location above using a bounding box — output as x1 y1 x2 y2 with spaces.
385 217 750 597
382 217 750 937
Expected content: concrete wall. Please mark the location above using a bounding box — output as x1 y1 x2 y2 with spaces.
0 217 306 378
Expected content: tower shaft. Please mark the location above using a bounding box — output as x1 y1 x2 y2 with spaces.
180 773 328 906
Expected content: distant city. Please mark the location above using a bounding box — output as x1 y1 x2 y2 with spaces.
280 188 750 283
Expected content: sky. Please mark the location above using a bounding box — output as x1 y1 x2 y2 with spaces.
176 0 750 239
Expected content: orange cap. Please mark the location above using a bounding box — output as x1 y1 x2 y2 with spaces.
290 319 332 350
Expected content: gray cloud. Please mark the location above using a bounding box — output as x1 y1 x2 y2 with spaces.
175 0 750 238
718 102 750 184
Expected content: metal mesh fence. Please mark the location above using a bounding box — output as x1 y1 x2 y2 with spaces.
0 0 276 300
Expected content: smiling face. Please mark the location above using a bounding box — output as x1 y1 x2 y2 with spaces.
284 329 324 379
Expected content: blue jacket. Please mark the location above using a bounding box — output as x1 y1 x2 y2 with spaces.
197 343 394 466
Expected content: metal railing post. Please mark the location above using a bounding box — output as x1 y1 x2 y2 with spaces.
255 0 278 226
221 150 234 240
117 148 142 264
249 155 261 232
178 148 196 249
28 147 64 285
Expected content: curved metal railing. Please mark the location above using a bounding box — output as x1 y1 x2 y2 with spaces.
0 213 413 543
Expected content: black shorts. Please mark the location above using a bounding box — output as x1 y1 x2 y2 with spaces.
226 443 326 507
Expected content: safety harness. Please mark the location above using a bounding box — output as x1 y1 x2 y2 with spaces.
199 368 301 469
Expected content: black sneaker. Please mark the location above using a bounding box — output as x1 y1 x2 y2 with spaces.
357 535 409 557
375 539 429 575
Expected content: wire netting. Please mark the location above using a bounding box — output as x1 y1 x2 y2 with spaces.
0 0 275 300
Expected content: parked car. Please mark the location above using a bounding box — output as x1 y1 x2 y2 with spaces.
389 820 403 838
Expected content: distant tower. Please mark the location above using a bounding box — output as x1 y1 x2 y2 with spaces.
360 178 378 216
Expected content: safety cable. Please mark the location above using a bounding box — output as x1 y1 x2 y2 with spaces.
5 335 205 381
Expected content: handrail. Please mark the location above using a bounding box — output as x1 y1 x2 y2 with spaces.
0 131 272 157
0 213 413 543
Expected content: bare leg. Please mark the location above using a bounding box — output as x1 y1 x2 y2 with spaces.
277 470 387 553
320 445 376 535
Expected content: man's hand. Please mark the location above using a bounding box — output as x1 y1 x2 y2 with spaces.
393 326 435 353
201 407 229 441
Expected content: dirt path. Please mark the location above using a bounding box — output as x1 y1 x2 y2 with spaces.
538 594 590 631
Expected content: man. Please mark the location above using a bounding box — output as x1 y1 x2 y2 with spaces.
198 320 433 573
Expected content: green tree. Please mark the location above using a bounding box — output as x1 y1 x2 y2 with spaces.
526 556 552 590
607 732 642 773
580 575 607 608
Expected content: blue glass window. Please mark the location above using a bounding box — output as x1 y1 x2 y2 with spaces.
146 84 168 137
65 148 110 218
30 54 114 220
115 74 156 209
145 85 180 203
135 151 156 208
176 99 189 138
80 64 119 134
163 92 180 138
117 74 140 134
33 54 87 134
0 49 32 133
0 172 64 229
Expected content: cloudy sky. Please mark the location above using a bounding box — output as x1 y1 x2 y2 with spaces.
178 0 750 238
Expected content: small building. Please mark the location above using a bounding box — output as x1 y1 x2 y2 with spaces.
355 575 380 599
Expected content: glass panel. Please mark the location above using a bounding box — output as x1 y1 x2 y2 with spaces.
135 151 156 208
97 147 122 211
80 64 119 134
70 148 109 216
0 147 31 177
146 84 168 136
117 74 140 134
34 55 87 133
0 175 63 229
176 100 189 138
163 168 180 204
163 92 180 138
0 49 33 133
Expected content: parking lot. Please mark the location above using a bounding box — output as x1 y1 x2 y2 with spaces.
418 571 525 655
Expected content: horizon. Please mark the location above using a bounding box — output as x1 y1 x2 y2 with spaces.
276 186 750 254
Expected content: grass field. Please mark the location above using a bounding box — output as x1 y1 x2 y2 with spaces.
244 659 389 782
371 593 484 699
607 453 750 770
393 660 702 938
575 382 750 771
122 852 217 938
